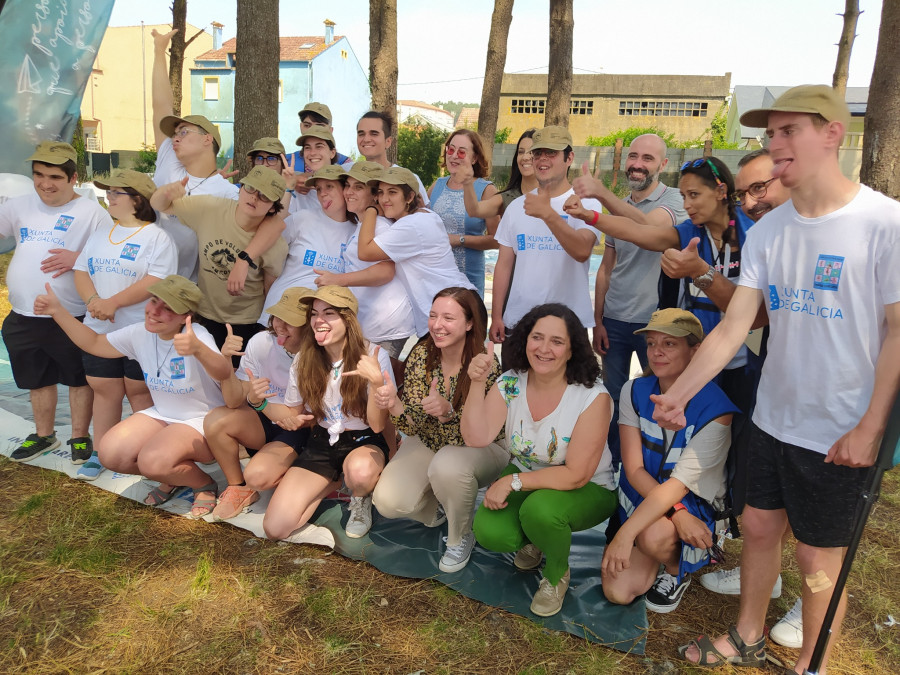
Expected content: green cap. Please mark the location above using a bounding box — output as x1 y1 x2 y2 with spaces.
148 275 203 315
296 126 336 148
159 114 223 149
370 166 418 194
242 166 286 202
266 286 314 327
247 137 286 157
298 102 333 124
305 164 346 189
530 125 572 151
93 169 157 201
342 161 385 184
26 141 77 165
740 85 851 128
299 285 359 315
634 308 704 341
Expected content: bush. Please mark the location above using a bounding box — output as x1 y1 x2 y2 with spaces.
585 127 678 148
397 120 446 189
132 145 158 174
494 127 511 144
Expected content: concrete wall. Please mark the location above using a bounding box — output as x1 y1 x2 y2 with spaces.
81 24 213 153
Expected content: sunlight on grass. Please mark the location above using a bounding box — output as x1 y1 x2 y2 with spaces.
191 551 213 598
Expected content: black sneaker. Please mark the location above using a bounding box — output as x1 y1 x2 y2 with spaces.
10 433 60 462
68 436 93 465
645 572 691 613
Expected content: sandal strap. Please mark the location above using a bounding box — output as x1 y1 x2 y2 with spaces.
192 481 219 497
726 624 766 658
689 634 727 667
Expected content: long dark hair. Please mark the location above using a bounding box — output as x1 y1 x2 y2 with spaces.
503 303 600 387
503 128 537 195
422 287 488 410
680 156 739 249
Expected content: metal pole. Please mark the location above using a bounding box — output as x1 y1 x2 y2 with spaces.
141 22 147 147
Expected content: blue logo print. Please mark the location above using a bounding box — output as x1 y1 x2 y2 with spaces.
303 249 318 266
120 243 141 261
54 215 74 232
516 234 526 251
19 227 28 243
813 255 844 292
768 285 779 310
170 357 186 379
88 257 96 275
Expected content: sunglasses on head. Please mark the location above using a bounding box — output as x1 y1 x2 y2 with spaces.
681 158 724 188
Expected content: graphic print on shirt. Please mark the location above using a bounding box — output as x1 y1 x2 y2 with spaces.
302 246 346 273
202 240 238 280
813 255 845 292
768 253 846 321
120 243 141 261
54 215 74 231
170 357 186 379
509 419 537 468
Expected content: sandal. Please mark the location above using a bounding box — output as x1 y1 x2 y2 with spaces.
678 625 766 668
144 485 182 507
187 482 219 519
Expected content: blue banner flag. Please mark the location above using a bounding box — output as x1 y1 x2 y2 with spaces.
0 0 115 176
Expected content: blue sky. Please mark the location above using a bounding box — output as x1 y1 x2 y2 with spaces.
110 0 884 103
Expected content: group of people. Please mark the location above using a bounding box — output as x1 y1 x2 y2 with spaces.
1 57 897 674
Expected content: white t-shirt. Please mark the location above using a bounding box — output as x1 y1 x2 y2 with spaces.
284 342 392 443
236 330 295 405
73 222 178 334
344 161 430 207
739 185 900 454
0 193 112 317
344 216 415 342
260 209 356 324
497 369 615 489
373 209 475 337
495 188 601 329
106 322 225 427
288 189 320 214
153 137 239 281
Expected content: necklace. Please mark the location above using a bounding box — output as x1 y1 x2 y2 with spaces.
331 359 344 380
108 220 151 246
186 170 218 196
155 336 176 377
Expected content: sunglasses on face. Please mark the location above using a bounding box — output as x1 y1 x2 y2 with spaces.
446 146 469 160
681 158 724 188
733 177 776 204
530 148 560 159
242 185 274 203
253 154 281 167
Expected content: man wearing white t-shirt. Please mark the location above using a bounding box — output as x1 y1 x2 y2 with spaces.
151 28 239 281
653 86 900 673
490 126 600 355
1 142 113 462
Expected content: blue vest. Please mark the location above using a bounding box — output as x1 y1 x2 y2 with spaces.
618 375 739 580
430 176 491 294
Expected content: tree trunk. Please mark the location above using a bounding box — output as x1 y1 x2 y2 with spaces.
545 0 573 128
234 0 280 179
832 0 861 97
369 0 398 164
169 0 187 117
477 0 514 166
860 0 900 200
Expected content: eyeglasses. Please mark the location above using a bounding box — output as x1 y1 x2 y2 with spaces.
173 128 209 139
733 177 776 204
681 158 724 188
446 146 469 160
106 189 131 198
242 184 274 203
531 148 559 159
253 154 281 167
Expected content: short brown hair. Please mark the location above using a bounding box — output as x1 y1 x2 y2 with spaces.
442 129 490 178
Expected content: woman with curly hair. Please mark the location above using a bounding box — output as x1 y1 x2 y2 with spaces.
462 303 617 617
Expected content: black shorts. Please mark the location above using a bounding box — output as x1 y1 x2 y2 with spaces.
292 424 389 482
196 315 265 369
2 310 87 388
82 351 144 380
745 422 870 548
248 409 309 455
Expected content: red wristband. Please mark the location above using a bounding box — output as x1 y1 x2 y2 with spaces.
589 210 600 226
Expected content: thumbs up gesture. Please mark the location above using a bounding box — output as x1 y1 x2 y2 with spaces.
467 341 495 384
661 236 710 280
33 282 61 317
421 375 453 419
244 367 274 405
220 323 245 358
173 315 201 356
572 160 605 200
523 185 555 222
374 369 399 412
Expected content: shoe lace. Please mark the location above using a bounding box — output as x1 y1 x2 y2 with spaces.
721 567 741 582
537 577 559 599
441 535 471 559
348 497 368 523
653 573 678 595
782 599 803 627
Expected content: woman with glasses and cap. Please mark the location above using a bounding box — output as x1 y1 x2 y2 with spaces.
428 130 500 296
600 309 737 614
151 167 289 368
252 286 393 540
355 166 476 339
71 169 178 480
33 275 232 512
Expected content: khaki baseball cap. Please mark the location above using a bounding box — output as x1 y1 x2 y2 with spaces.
342 161 385 185
530 126 572 152
305 164 346 189
299 285 359 315
93 169 157 201
298 102 333 124
241 166 286 202
26 141 77 165
266 287 314 327
740 85 851 128
634 308 704 341
159 114 223 148
247 137 286 157
148 275 203 315
370 166 418 193
296 126 336 148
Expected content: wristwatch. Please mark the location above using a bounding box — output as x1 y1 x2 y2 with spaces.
692 264 715 290
510 473 523 491
459 235 467 246
237 250 258 270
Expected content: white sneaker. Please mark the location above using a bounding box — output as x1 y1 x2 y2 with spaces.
345 496 373 538
770 598 803 648
438 531 476 573
699 567 782 598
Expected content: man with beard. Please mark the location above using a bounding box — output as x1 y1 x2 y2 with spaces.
572 134 686 465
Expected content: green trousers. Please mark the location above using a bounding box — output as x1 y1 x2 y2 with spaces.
473 464 617 584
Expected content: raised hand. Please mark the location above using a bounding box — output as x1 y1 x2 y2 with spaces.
33 282 61 316
523 186 555 222
217 158 239 182
151 28 177 52
661 237 709 280
173 315 201 356
220 323 245 358
421 376 452 419
244 367 274 405
342 345 384 385
562 193 593 223
281 153 298 191
374 369 399 411
468 341 495 383
456 160 475 186
571 160 606 200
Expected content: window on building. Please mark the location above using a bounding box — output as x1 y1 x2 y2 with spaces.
341 49 348 59
203 77 219 101
570 99 593 115
618 100 708 117
511 98 545 115
278 80 284 103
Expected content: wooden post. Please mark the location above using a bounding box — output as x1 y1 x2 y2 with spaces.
703 139 713 158
611 138 623 189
